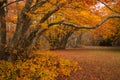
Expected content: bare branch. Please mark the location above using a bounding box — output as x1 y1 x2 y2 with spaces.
48 14 120 29
1 0 24 9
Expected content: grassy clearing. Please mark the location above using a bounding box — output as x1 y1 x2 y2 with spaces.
53 47 120 80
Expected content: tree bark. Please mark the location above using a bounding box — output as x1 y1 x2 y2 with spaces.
0 6 6 51
11 0 33 48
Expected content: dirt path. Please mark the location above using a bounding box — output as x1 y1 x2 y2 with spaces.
53 48 120 80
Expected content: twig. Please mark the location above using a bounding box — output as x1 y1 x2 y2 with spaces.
1 0 24 9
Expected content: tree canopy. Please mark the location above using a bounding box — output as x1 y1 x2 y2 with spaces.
0 0 120 52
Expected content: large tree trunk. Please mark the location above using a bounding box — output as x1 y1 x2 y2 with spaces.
0 7 6 51
11 11 31 48
10 0 33 49
10 0 58 51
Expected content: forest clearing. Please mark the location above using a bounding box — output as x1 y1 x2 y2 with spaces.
53 47 120 80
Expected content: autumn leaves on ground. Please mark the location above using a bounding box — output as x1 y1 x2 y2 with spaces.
1 47 120 80
53 47 120 80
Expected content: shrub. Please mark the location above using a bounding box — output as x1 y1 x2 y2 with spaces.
0 51 80 80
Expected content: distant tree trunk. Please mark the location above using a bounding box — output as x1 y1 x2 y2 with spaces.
49 32 73 50
46 27 75 50
67 32 83 48
0 5 6 51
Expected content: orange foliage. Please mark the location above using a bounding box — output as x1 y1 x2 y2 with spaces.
0 51 80 80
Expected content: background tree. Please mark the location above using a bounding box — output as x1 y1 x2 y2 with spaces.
91 0 120 46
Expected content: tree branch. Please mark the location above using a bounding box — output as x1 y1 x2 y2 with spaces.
48 20 64 27
48 14 120 29
1 0 24 9
30 0 49 12
98 0 120 14
40 7 60 23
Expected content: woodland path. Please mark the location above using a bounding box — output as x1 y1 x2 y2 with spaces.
53 46 120 80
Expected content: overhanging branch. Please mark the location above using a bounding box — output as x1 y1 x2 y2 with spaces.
48 14 120 29
30 0 49 12
1 0 24 9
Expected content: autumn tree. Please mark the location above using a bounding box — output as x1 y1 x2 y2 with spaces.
91 0 120 46
0 0 120 60
44 25 76 50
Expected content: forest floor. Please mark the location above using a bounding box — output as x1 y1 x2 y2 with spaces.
52 46 120 80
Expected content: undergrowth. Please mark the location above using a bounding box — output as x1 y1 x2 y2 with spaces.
0 51 80 80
